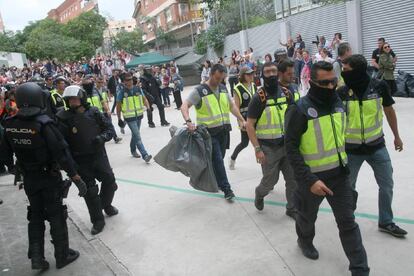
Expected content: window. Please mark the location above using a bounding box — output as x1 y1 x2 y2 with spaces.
165 8 172 22
179 3 189 17
156 15 161 27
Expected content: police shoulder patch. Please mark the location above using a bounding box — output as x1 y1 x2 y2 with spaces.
335 107 344 113
242 92 249 100
202 89 208 96
307 107 318 118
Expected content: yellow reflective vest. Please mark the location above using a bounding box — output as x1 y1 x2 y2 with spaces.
121 87 145 119
297 96 348 173
256 86 300 140
342 81 384 145
195 84 231 130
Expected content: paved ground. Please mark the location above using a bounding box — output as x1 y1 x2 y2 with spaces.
2 86 414 275
0 177 129 276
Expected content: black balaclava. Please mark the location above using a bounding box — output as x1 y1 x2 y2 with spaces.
341 67 370 95
308 81 337 104
263 75 278 94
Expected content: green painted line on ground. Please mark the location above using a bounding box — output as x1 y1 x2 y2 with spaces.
116 177 414 225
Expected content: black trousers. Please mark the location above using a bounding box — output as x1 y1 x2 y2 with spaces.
295 174 369 275
231 130 249 160
111 97 117 113
75 152 118 225
173 89 183 109
25 173 68 260
147 94 167 125
228 77 238 97
104 113 119 140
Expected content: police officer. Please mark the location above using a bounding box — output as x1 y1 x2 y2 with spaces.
50 76 68 113
0 83 87 270
181 63 247 200
116 73 152 161
246 61 299 218
82 75 122 144
229 66 256 170
339 54 407 238
57 85 119 235
285 61 369 275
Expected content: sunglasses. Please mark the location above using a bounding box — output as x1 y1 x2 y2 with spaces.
383 46 390 49
312 78 338 86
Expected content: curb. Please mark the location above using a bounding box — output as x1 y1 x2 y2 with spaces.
67 206 131 276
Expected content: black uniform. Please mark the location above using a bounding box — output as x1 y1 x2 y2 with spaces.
140 73 169 126
284 90 369 275
1 113 80 269
57 105 117 229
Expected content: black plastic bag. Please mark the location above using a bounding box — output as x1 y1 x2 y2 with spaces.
154 126 219 193
406 72 414 98
395 70 408 97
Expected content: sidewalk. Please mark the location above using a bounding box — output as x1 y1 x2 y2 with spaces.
0 174 130 276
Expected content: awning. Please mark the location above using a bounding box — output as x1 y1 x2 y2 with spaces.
125 52 174 68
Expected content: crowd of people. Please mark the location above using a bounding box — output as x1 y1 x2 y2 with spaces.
0 32 407 276
200 33 398 97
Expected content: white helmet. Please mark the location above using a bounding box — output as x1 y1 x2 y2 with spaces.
62 85 86 99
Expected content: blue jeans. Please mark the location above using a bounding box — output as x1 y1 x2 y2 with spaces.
347 147 394 225
126 119 148 157
211 132 231 192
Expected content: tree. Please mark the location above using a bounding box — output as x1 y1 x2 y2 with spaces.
64 11 108 50
112 29 147 55
0 31 23 52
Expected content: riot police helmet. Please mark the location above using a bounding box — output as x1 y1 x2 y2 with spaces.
62 85 89 108
15 82 46 117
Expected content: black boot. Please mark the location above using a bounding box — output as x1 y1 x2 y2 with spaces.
91 220 105 235
104 205 119 216
54 241 80 269
30 242 49 270
27 208 48 270
84 185 105 231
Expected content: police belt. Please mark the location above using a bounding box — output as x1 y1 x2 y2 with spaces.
21 162 59 175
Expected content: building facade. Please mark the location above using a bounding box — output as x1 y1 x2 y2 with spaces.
102 19 137 54
47 0 98 23
0 10 5 33
132 0 206 48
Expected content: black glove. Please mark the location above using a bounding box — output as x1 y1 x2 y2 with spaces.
118 119 126 128
73 178 87 197
92 135 105 146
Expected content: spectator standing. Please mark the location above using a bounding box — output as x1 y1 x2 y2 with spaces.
170 67 184 110
294 50 303 84
201 60 211 84
333 42 352 87
379 42 397 95
315 48 334 63
160 68 171 107
227 59 239 97
330 33 344 57
294 34 306 56
280 37 295 59
372 38 397 69
300 50 312 95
